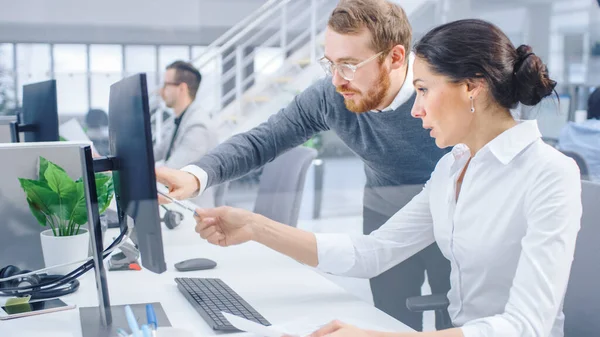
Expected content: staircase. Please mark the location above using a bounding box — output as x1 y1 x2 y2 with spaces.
152 0 336 144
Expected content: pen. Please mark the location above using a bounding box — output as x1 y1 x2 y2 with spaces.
157 190 198 216
146 303 158 335
141 324 152 337
124 305 141 337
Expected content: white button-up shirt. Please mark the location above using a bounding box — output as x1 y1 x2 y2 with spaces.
316 120 582 337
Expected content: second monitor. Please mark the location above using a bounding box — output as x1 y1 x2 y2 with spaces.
10 80 59 143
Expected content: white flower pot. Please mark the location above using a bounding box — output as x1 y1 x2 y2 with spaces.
40 228 90 275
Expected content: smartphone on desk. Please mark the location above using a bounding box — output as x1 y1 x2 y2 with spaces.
0 298 75 320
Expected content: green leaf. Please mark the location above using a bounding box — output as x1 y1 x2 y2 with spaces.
18 178 58 226
26 198 49 226
95 173 114 214
44 163 77 220
38 157 66 184
68 181 88 225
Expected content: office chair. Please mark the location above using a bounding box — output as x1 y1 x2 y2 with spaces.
559 150 590 180
406 181 600 333
253 146 318 227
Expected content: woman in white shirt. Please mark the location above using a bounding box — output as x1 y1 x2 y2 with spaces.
191 19 582 337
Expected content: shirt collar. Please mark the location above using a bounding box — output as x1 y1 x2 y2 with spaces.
485 120 541 165
174 106 190 126
451 120 541 168
371 52 415 113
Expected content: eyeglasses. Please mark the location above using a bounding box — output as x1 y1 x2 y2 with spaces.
162 81 182 89
318 51 383 81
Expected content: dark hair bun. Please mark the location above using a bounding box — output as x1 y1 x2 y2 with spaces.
513 45 557 106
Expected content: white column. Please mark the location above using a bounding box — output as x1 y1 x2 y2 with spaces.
524 3 552 62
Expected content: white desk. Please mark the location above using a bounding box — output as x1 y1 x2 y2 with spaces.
1 217 413 337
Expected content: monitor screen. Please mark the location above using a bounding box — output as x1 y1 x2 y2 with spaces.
107 73 166 274
21 80 59 142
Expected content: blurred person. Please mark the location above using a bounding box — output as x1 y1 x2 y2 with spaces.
155 60 219 207
195 19 581 337
156 0 451 330
559 87 600 181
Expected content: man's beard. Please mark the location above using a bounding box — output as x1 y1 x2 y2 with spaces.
336 64 391 113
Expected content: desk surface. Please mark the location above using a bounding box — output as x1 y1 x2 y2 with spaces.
1 215 412 337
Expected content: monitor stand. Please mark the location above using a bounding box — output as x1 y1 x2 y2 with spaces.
79 302 171 337
78 147 172 337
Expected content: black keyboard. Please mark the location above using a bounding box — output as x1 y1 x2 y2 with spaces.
175 277 271 331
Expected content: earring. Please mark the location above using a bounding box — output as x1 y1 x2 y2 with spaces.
470 96 475 113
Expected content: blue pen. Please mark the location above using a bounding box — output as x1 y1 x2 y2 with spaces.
146 304 158 337
146 304 157 329
124 305 141 337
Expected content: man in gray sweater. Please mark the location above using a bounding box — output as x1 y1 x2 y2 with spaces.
157 0 450 331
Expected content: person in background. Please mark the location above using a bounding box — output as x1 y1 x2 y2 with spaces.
194 19 582 337
156 0 451 331
155 60 219 207
559 87 600 181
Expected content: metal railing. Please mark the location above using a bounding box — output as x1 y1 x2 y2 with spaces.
152 0 335 143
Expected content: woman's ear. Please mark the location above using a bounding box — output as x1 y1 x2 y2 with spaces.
465 77 485 100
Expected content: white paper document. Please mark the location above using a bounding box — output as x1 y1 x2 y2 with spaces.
59 119 97 153
222 312 290 337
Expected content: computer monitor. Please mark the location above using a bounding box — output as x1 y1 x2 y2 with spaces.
0 142 90 270
79 73 170 337
105 73 166 274
10 80 59 143
0 116 17 143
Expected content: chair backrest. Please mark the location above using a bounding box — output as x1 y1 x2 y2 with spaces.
560 150 590 180
564 180 600 336
253 146 318 227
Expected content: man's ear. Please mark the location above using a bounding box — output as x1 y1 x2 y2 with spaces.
389 45 406 70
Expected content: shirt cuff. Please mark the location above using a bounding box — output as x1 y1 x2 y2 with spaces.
314 233 356 275
460 325 479 337
181 165 209 197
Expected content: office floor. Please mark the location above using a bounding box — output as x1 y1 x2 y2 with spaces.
227 156 436 331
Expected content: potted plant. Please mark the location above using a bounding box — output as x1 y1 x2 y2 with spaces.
18 156 114 274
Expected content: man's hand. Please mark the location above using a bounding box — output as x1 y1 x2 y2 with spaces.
310 321 374 337
194 207 258 247
155 166 200 203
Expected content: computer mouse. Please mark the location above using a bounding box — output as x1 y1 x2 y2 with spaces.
174 258 217 272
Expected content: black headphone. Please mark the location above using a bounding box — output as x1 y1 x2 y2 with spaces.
160 205 183 229
0 265 80 300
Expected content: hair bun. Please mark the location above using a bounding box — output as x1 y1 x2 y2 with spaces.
513 45 556 106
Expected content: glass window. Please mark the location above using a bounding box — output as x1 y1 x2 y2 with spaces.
125 45 157 92
191 46 221 112
159 45 190 72
16 44 51 104
90 45 122 112
53 44 88 115
0 43 16 113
